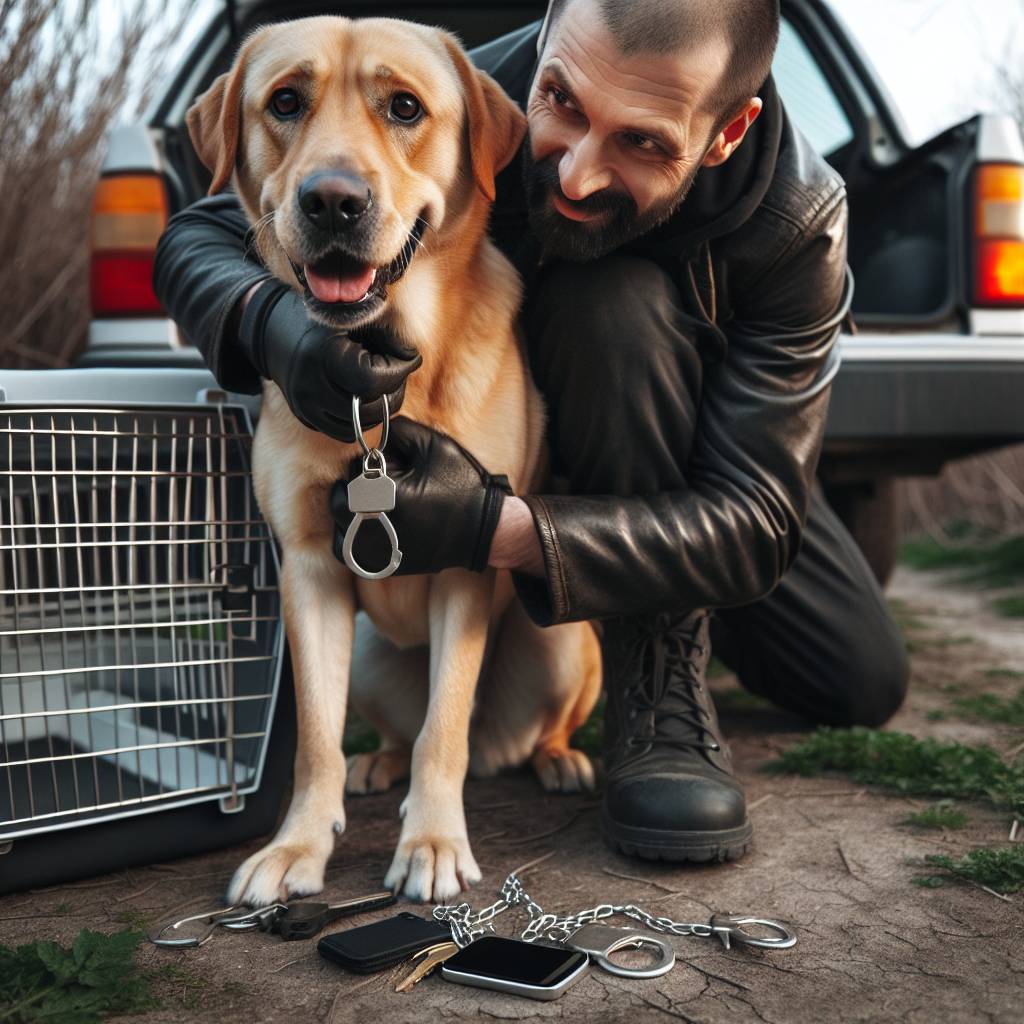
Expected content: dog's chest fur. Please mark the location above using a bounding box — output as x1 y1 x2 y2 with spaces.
249 238 544 650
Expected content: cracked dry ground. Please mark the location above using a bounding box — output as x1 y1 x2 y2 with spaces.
2 565 1022 1023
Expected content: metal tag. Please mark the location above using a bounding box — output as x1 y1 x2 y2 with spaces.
347 470 396 513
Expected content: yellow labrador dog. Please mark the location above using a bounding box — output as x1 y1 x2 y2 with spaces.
185 16 602 904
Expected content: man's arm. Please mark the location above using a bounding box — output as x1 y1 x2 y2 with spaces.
495 189 853 627
489 496 545 576
152 190 273 394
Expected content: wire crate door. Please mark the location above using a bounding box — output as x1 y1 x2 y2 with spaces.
0 405 283 840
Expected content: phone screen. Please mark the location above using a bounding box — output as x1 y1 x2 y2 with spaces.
444 936 586 988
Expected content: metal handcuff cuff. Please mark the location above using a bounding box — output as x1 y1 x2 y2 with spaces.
340 393 403 580
433 871 796 979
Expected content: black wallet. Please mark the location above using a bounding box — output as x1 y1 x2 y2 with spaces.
317 912 454 974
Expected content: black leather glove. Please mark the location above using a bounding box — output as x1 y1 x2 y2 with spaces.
238 279 422 443
330 417 514 576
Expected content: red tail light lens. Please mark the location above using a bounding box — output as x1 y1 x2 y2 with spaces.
90 174 168 316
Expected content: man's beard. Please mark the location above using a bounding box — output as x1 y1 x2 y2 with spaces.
521 140 703 263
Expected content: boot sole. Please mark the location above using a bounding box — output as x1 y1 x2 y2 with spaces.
601 808 753 863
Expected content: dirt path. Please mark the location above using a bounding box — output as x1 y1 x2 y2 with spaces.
2 566 1022 1023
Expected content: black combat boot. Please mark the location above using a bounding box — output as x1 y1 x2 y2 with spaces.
599 608 752 862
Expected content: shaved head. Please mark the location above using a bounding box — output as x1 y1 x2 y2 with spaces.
545 0 780 137
523 0 777 261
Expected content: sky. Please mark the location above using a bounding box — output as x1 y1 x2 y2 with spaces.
826 0 1024 144
102 0 1024 145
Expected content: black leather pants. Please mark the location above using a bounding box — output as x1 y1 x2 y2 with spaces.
524 254 910 728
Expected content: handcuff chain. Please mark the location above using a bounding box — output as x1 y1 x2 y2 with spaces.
433 872 714 948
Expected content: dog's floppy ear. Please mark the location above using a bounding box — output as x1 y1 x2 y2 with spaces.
186 54 249 196
441 33 528 203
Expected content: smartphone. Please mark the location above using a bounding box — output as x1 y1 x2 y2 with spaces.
440 935 589 1001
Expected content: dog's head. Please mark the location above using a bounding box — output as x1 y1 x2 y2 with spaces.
186 16 526 330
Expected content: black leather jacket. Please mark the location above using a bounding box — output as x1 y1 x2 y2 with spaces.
152 19 854 629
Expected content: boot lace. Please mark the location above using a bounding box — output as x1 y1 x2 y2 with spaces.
620 611 720 756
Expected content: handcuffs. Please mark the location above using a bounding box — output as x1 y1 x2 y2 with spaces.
340 394 403 580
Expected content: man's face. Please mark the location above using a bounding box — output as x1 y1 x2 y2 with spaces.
523 0 731 261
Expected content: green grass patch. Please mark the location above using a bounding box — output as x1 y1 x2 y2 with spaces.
949 688 1024 726
766 726 1024 816
992 593 1024 618
0 928 156 1023
887 597 928 633
985 668 1024 681
912 846 1024 893
712 687 776 713
900 532 1024 619
899 799 968 830
900 531 1024 589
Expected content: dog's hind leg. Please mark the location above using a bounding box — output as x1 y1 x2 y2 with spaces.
345 611 425 795
383 569 495 903
471 597 602 793
228 545 355 906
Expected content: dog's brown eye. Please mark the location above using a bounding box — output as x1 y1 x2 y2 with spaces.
269 88 302 119
389 92 422 124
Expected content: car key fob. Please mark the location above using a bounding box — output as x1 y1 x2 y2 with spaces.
276 892 397 940
317 912 455 974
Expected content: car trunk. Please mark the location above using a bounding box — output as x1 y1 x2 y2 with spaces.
840 116 978 330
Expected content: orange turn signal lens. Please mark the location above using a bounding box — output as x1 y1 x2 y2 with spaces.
975 164 1024 239
90 173 168 316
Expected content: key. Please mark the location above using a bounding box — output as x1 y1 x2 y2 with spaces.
346 468 396 513
394 940 461 992
275 891 397 941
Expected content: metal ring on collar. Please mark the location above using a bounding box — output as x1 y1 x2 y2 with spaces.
351 393 389 456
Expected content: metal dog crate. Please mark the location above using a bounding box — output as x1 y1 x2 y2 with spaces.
0 368 294 893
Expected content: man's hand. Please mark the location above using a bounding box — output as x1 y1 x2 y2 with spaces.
329 417 514 576
238 279 422 442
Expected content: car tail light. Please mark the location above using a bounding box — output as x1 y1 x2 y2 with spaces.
90 173 168 316
973 163 1024 306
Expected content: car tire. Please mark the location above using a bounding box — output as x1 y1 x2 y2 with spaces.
823 478 901 588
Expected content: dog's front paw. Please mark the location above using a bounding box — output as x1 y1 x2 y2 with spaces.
383 832 482 903
227 835 334 906
346 749 411 794
531 748 596 793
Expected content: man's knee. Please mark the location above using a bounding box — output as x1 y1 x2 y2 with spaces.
825 626 910 728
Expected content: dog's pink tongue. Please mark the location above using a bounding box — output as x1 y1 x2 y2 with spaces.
304 262 376 303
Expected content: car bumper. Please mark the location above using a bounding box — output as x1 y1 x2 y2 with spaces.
825 333 1024 442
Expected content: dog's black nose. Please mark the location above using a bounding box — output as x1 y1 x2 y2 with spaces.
298 171 373 231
